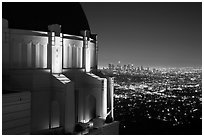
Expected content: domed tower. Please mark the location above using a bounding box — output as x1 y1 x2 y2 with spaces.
2 2 117 135
2 2 90 36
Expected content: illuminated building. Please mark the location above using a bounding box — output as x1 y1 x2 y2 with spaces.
2 3 118 135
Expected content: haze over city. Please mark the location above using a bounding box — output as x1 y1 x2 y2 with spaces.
81 2 202 68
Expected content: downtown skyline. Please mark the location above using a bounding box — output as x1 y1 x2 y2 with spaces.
81 2 202 68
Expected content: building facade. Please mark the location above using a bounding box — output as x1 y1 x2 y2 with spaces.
2 12 118 134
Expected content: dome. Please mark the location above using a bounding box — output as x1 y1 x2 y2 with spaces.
2 2 90 36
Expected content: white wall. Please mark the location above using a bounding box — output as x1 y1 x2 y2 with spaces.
64 71 107 123
9 29 48 69
63 38 83 68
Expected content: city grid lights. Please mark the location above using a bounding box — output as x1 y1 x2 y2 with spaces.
101 63 201 134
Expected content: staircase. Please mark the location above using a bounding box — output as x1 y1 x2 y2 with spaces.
52 74 71 84
87 73 103 80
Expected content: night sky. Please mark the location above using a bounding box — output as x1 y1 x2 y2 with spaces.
81 2 202 68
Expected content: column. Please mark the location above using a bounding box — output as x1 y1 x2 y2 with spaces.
101 78 107 119
108 77 114 120
31 42 36 68
27 42 32 68
81 30 90 72
63 41 68 68
82 37 88 70
92 34 98 70
47 33 52 69
42 44 47 68
68 44 72 68
48 24 63 74
72 44 76 68
35 43 40 68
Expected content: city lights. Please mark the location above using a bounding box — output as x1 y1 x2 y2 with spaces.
101 64 201 134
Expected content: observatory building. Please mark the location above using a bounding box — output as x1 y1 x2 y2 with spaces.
2 3 119 135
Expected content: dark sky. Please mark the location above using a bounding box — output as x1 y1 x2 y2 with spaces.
81 2 202 68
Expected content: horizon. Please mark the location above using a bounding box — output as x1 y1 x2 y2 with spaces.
97 59 202 69
81 2 202 68
98 62 202 69
2 2 202 68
